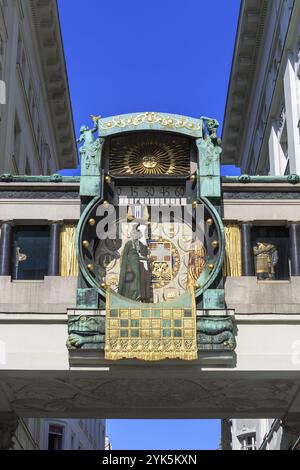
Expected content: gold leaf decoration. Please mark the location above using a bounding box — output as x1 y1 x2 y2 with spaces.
98 112 202 132
109 132 191 176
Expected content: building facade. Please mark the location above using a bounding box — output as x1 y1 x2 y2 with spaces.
222 0 300 176
0 0 77 174
0 115 300 448
1 0 300 452
13 418 106 450
222 0 300 450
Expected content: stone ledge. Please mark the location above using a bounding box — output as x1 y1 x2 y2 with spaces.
68 349 236 368
0 276 77 313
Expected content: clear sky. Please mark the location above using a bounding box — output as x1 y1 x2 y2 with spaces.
57 0 241 449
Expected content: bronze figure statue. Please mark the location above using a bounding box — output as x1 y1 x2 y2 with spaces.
253 241 279 280
118 223 153 302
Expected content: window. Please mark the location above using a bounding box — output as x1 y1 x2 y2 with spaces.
25 158 31 175
240 434 256 450
12 226 50 280
284 160 290 175
252 226 290 281
21 49 26 82
16 35 22 65
48 424 64 450
31 98 36 129
28 82 33 109
70 433 75 450
13 115 21 163
11 155 19 174
0 32 4 69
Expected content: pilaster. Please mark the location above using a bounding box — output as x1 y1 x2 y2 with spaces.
283 53 300 174
241 222 255 276
47 221 62 276
0 221 13 276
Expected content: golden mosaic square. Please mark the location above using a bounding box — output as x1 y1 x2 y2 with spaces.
151 319 161 329
151 329 161 338
130 309 141 317
109 330 119 338
184 319 194 328
184 329 193 338
141 319 150 328
162 310 171 319
173 309 183 319
120 309 129 318
141 330 151 338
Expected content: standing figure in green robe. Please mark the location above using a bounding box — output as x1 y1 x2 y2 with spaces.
118 224 152 302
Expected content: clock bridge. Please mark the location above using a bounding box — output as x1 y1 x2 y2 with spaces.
1 113 300 446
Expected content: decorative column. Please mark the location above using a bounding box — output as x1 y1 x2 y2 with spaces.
241 223 254 276
268 121 286 175
0 222 13 276
47 222 61 276
283 53 300 175
289 223 300 276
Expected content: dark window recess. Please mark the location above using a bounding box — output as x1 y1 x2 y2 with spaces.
284 160 290 175
251 226 290 281
12 226 50 280
48 424 63 450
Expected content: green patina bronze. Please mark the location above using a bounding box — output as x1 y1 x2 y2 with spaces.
197 117 222 199
203 289 225 309
77 122 104 197
222 174 300 184
1 173 299 185
96 112 204 138
0 173 80 183
67 315 105 350
67 314 235 352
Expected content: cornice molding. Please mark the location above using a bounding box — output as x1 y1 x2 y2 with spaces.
222 0 269 164
28 0 77 170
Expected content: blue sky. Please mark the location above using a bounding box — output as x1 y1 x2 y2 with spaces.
58 0 240 449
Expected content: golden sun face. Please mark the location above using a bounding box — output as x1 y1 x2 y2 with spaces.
109 132 191 176
142 155 158 169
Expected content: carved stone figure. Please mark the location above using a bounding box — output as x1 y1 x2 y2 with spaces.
76 119 100 175
67 316 105 350
200 116 221 146
196 316 236 351
67 315 236 352
118 223 153 302
253 241 279 280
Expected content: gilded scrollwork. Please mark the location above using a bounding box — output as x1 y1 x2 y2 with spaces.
98 112 202 132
